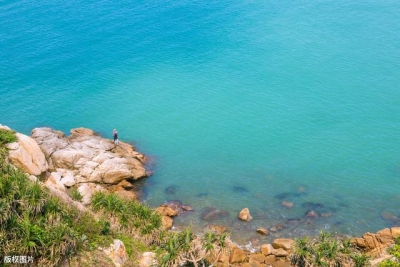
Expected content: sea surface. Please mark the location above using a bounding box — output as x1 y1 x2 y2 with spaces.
1 0 400 245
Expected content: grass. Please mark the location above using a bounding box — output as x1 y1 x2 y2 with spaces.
380 237 400 267
0 129 17 145
291 231 370 267
67 187 83 202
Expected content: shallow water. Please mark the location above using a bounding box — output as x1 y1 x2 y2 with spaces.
1 0 400 244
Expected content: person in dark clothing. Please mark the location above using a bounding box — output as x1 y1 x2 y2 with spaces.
113 128 119 145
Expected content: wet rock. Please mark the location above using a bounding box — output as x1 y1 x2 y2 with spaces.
272 239 294 251
270 223 286 232
238 208 253 222
156 205 179 217
117 180 134 189
256 228 269 235
381 211 398 221
281 201 294 208
181 205 194 211
201 207 230 221
305 210 319 218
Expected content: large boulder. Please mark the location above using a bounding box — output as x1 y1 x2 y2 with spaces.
6 133 48 175
238 208 253 222
30 127 149 185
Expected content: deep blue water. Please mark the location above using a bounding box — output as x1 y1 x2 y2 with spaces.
1 0 400 244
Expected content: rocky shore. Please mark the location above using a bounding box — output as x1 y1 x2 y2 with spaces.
1 124 399 266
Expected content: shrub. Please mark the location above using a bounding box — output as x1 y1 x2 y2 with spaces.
291 231 370 267
0 129 17 145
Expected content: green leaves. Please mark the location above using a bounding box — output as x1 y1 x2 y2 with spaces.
0 129 17 145
291 231 370 267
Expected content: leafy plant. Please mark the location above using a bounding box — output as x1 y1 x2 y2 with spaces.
291 231 370 267
68 187 83 202
0 129 17 145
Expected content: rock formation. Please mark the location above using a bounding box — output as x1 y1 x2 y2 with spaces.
4 126 150 206
6 132 48 175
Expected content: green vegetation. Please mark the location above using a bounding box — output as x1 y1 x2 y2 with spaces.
0 129 17 145
380 237 400 267
291 231 370 267
67 187 83 202
0 131 229 266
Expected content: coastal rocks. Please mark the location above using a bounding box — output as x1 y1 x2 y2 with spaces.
6 132 48 175
261 244 274 255
45 172 66 191
31 127 149 185
351 227 400 255
156 205 179 217
272 239 294 251
230 248 246 264
104 239 128 267
256 228 269 236
202 207 230 221
238 208 253 222
60 172 75 187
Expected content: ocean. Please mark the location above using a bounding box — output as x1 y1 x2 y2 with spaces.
1 0 400 244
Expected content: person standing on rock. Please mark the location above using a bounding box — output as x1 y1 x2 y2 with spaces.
113 129 119 145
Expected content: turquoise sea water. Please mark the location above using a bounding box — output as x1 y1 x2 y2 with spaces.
1 1 400 244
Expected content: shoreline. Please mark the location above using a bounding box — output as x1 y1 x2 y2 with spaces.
0 125 400 253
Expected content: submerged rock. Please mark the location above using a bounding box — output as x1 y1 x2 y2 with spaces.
282 201 294 208
232 186 249 194
165 185 178 195
201 207 230 221
256 228 270 235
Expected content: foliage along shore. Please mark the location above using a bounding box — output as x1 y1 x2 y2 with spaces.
0 125 399 267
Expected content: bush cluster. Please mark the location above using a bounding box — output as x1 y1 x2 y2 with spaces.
291 231 370 267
